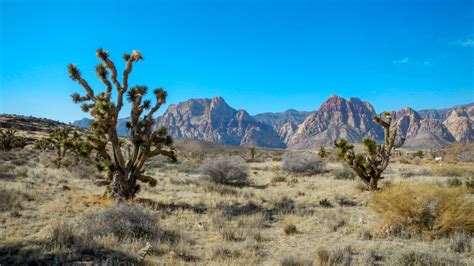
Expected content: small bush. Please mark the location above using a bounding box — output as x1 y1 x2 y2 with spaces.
271 175 287 183
434 167 474 177
329 246 352 266
317 246 352 266
333 164 355 180
387 250 461 266
322 212 345 231
319 198 332 208
335 194 357 206
449 231 472 253
273 196 295 214
45 222 81 249
370 183 474 237
81 204 161 241
199 156 249 186
280 254 312 266
447 178 463 187
281 152 324 176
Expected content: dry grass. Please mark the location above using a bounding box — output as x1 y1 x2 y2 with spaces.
370 183 474 238
1 144 474 265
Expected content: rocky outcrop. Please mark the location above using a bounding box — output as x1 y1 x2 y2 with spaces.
287 95 382 148
155 96 285 148
443 107 474 142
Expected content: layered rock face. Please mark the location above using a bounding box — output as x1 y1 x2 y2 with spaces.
155 96 285 148
442 107 474 143
287 95 382 148
72 95 473 149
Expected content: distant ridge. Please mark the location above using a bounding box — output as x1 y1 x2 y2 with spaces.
71 96 474 149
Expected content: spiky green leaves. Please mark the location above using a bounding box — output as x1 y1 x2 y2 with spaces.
127 86 148 102
68 64 81 80
123 53 130 61
154 88 167 103
362 138 378 155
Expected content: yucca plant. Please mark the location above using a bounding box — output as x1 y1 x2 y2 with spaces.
68 48 176 199
0 128 27 151
334 112 404 190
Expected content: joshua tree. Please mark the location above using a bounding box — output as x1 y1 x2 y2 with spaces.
318 146 327 158
334 112 404 191
68 48 176 199
0 128 27 151
46 128 88 166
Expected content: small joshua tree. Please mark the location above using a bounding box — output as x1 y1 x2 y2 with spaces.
334 112 404 191
47 128 88 166
68 48 176 199
0 128 27 151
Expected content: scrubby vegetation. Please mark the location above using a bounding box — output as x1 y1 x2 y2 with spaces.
370 183 474 238
281 151 324 175
200 156 250 186
0 128 27 151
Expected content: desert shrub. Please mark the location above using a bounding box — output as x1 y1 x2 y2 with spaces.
13 166 28 177
465 179 474 188
280 254 312 266
0 188 23 211
203 183 239 195
69 164 100 179
208 246 240 260
176 160 200 174
434 167 474 177
360 249 378 265
335 194 357 206
319 198 332 208
322 211 345 231
370 183 474 237
317 246 352 266
45 222 82 249
81 204 161 241
281 152 324 176
333 164 355 180
272 175 287 183
448 231 472 253
199 156 249 186
273 196 295 214
329 246 352 266
387 250 461 266
399 167 432 178
447 178 463 187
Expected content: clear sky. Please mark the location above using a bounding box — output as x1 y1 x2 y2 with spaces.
1 0 473 122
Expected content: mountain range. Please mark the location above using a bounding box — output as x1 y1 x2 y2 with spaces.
73 95 474 150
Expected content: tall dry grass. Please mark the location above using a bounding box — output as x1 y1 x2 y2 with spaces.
370 183 474 238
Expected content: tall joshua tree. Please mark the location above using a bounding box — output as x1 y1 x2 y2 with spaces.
68 48 176 200
334 112 404 191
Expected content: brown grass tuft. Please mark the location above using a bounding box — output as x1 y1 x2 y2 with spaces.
370 183 474 238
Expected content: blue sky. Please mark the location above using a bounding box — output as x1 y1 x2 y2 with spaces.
1 0 473 122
